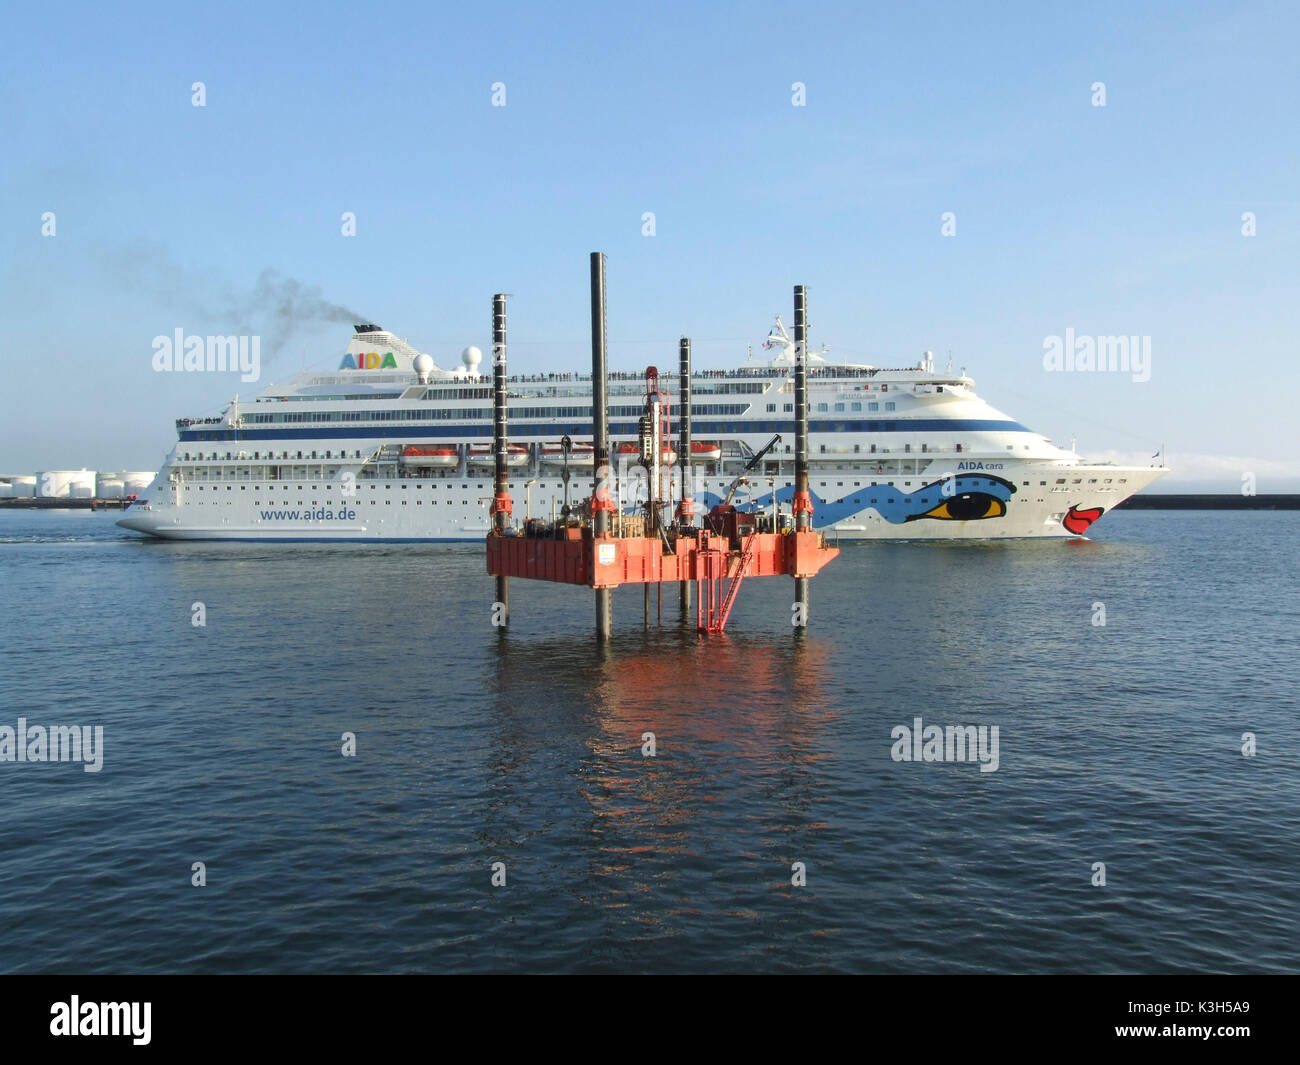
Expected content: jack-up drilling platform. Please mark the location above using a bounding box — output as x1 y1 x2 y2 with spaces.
485 253 838 638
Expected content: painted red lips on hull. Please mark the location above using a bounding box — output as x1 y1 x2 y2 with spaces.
1063 504 1105 535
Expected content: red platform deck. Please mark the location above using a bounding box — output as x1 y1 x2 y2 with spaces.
487 525 838 631
486 528 837 588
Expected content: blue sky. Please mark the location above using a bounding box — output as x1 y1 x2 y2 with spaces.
2 0 1297 489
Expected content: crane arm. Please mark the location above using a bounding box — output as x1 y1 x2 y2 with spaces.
723 434 782 505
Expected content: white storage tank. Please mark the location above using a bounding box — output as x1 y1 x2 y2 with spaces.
35 470 97 498
121 471 156 496
97 476 126 499
6 476 37 498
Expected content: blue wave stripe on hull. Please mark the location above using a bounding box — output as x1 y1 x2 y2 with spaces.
702 475 1017 526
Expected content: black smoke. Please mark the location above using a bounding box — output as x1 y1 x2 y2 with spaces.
96 243 364 362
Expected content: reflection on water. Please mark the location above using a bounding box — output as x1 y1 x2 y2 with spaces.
481 631 839 949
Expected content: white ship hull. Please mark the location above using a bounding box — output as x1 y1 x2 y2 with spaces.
119 463 1166 542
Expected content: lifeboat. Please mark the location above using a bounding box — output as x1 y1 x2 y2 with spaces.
616 442 678 464
540 441 595 468
467 443 529 468
401 445 460 469
690 440 722 461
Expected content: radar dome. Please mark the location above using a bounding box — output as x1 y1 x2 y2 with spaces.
413 353 434 382
462 346 484 373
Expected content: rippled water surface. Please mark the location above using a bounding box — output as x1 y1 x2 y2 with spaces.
0 508 1296 973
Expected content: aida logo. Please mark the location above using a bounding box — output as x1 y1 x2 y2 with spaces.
340 351 398 370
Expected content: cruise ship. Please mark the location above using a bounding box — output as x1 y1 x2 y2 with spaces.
118 321 1167 541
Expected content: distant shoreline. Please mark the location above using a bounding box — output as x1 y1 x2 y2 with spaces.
0 498 134 511
1115 495 1299 510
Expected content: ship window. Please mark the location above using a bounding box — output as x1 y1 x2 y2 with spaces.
766 404 775 412
834 403 845 412
1119 478 1127 484
1056 478 1066 484
884 402 895 411
1071 478 1081 484
868 402 879 412
817 403 828 412
1040 481 1047 486
1088 478 1098 484
783 403 793 412
1023 481 1029 486
851 402 861 411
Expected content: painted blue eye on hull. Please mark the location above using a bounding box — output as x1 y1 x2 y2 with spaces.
729 475 1017 527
